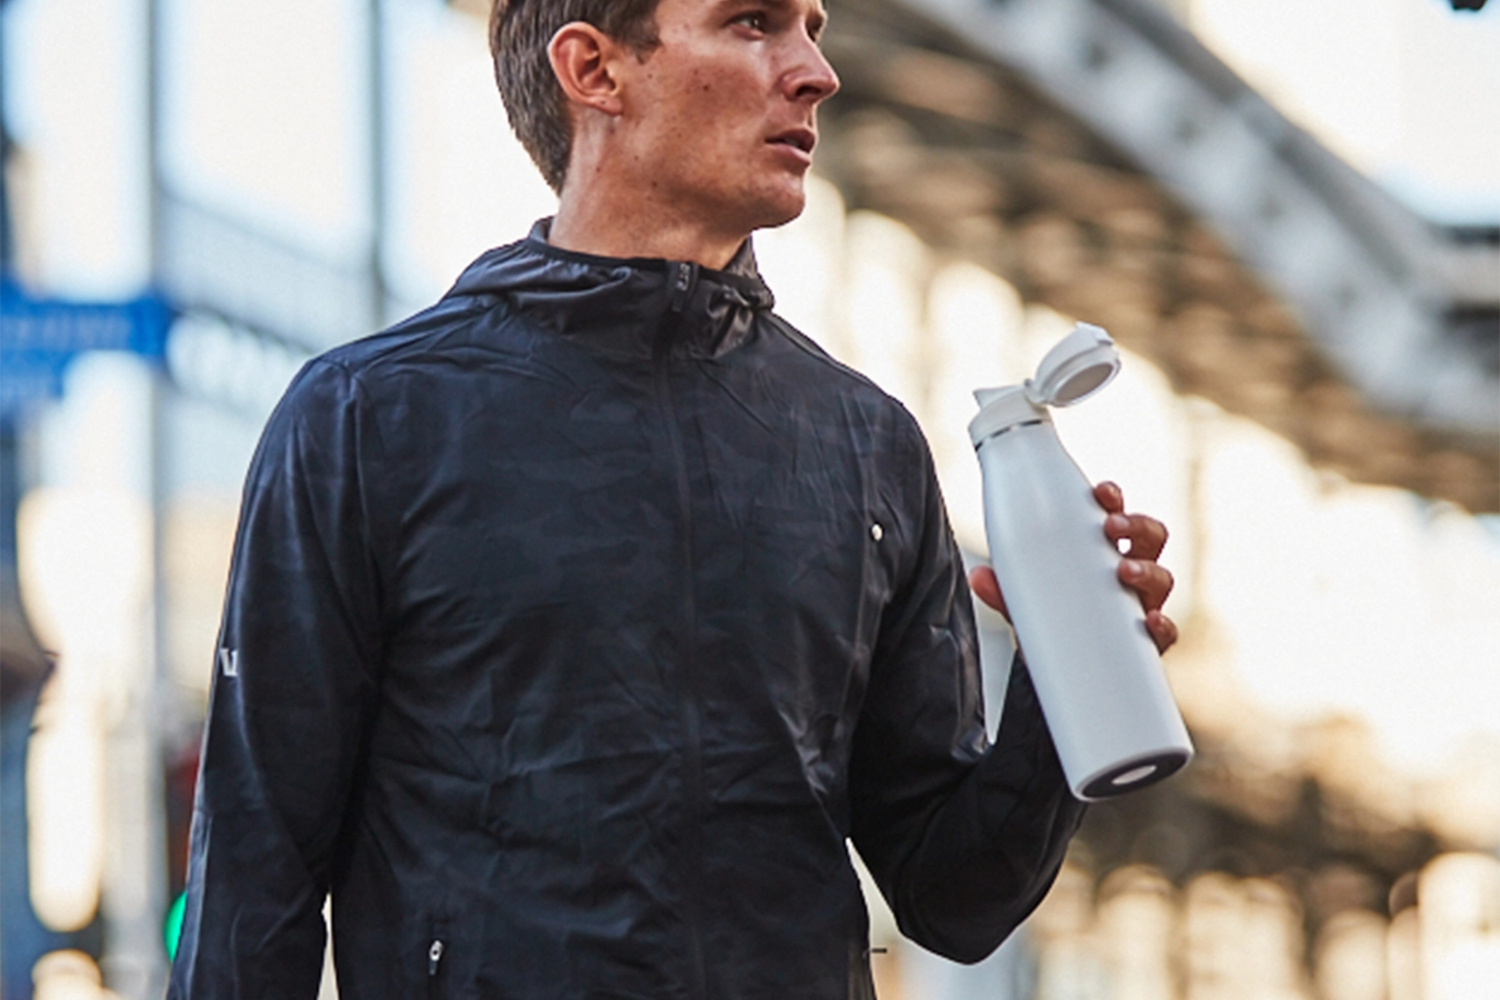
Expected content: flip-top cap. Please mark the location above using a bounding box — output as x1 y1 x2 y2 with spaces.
968 385 1048 447
1024 323 1120 408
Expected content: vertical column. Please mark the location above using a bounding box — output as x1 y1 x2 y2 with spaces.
1 412 69 999
367 0 388 332
4 6 60 993
22 355 163 999
100 363 172 1000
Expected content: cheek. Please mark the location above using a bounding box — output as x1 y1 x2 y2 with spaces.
683 65 761 127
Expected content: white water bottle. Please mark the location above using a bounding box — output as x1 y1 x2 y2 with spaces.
970 323 1192 800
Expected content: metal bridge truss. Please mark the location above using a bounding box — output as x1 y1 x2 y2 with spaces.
166 0 1499 511
822 0 1498 511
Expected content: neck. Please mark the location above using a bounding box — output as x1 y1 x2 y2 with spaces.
547 161 747 271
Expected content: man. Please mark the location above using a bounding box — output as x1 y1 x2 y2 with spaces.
168 0 1178 996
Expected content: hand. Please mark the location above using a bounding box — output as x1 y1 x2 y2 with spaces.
967 480 1179 654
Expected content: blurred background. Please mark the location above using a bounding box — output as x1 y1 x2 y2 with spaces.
1 0 1496 997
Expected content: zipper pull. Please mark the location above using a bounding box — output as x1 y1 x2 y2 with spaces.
669 261 698 313
428 939 445 976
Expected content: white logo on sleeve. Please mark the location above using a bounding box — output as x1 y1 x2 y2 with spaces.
218 647 240 678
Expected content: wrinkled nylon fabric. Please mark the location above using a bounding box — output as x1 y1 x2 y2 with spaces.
168 224 1086 1000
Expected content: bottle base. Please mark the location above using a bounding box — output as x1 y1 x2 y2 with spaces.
1077 748 1192 801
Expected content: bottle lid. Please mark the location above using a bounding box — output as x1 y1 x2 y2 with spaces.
969 323 1121 448
968 386 1049 447
1024 323 1121 408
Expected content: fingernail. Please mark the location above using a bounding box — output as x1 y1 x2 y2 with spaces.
1107 514 1129 532
1122 559 1142 578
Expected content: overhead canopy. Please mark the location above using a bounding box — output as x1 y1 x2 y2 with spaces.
444 0 1500 510
818 0 1498 512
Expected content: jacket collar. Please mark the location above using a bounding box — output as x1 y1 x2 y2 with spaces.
447 219 776 360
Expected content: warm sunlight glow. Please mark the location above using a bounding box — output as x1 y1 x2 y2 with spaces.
1190 0 1500 219
24 691 107 933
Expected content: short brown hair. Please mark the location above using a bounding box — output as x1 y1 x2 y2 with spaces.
490 0 663 193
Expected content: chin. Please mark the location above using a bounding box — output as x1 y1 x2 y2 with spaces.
746 185 808 233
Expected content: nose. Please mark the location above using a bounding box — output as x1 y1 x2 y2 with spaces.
786 34 840 105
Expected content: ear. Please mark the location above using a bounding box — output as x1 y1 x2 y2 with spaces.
548 22 626 118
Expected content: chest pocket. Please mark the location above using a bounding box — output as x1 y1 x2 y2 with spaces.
747 482 898 672
740 489 895 805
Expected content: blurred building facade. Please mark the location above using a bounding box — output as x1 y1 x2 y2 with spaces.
1 0 1496 998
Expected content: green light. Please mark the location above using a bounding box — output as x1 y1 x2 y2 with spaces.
164 892 187 960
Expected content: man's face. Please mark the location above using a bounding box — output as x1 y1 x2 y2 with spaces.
613 0 840 239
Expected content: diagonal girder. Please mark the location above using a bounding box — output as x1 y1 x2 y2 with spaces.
819 0 1498 511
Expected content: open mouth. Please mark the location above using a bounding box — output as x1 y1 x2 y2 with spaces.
769 129 816 155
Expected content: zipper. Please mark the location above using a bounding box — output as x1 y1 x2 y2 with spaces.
669 261 698 314
655 260 709 1000
426 937 445 998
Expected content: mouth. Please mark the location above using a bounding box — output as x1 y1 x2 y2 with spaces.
768 128 817 156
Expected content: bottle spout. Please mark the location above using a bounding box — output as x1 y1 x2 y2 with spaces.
973 387 1010 408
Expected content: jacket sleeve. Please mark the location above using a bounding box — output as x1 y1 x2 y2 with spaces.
169 359 385 999
847 437 1086 965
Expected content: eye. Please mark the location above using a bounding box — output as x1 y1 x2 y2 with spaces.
732 10 769 33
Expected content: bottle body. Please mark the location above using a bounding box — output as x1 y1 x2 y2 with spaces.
976 417 1192 800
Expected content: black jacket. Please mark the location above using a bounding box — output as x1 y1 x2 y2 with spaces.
169 224 1086 1000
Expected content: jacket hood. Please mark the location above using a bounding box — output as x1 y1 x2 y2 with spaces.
447 219 777 360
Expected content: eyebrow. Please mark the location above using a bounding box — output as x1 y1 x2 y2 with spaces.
809 1 829 36
714 0 831 32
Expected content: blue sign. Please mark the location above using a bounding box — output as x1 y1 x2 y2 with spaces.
0 279 173 416
0 358 66 414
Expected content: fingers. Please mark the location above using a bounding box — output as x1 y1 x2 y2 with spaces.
1105 512 1169 562
1096 482 1170 560
995 481 1177 650
1093 480 1124 515
1095 480 1175 639
974 551 1178 653
1145 609 1179 655
1120 556 1174 612
967 565 1010 621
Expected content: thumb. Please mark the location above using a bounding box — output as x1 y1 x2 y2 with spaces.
968 565 1010 621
